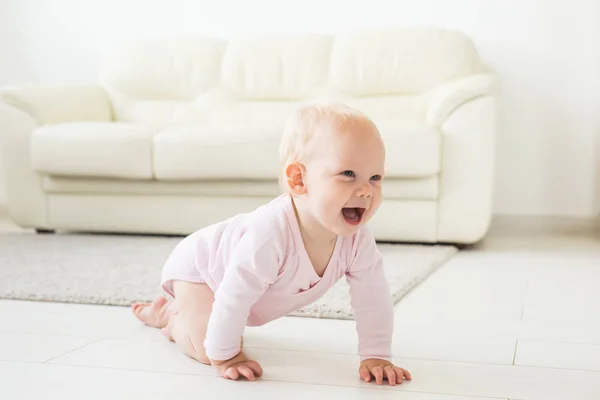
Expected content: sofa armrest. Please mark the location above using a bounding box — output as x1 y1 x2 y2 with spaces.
0 102 48 227
0 84 112 125
425 74 497 128
435 95 496 244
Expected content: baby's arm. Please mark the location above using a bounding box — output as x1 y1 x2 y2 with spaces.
345 228 412 386
346 250 394 362
203 230 281 365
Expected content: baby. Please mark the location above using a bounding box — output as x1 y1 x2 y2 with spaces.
132 102 412 386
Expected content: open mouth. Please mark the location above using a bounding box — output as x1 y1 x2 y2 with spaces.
342 207 365 225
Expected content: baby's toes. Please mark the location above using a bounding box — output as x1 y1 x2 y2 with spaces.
132 303 159 327
133 303 148 312
149 296 168 313
131 303 146 316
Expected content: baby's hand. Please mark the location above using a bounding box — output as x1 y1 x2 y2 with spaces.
359 358 412 386
211 351 263 381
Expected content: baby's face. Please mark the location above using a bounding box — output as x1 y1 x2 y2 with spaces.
302 123 385 237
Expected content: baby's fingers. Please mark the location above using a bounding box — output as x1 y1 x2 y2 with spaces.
394 366 411 382
246 360 263 378
223 366 240 380
372 366 384 385
237 365 256 381
359 364 371 382
384 366 397 386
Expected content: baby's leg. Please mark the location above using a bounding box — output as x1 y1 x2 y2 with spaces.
159 281 261 380
162 280 215 365
133 232 205 330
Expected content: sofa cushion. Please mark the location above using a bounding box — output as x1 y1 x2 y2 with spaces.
31 122 157 179
99 37 226 100
330 29 484 95
97 30 485 126
153 123 440 180
153 126 281 180
220 35 332 100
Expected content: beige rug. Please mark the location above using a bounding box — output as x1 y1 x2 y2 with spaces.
0 232 457 320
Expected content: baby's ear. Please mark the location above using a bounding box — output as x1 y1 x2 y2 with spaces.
285 162 307 195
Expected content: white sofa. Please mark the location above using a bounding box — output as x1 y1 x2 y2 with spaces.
0 28 497 244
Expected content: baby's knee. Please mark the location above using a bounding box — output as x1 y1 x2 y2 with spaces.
176 328 211 365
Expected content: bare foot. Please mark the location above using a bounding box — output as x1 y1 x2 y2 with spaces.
131 297 174 328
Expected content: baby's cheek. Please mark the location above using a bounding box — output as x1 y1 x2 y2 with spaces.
371 196 383 212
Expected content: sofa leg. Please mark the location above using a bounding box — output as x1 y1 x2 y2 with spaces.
35 228 55 234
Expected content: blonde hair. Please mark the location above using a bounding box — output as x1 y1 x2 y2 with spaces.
278 101 376 192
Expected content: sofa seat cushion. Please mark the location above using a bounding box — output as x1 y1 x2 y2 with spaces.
153 126 282 180
153 123 440 180
42 175 439 200
31 122 158 179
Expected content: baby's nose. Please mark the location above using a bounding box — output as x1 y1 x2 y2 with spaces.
356 184 373 198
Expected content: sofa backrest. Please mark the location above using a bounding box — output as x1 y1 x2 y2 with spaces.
98 29 485 126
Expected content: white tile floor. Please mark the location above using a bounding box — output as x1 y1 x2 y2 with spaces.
1 213 599 399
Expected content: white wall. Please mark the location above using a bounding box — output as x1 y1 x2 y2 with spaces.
0 0 598 216
0 4 19 208
594 20 600 218
595 101 600 217
0 152 5 209
595 131 600 217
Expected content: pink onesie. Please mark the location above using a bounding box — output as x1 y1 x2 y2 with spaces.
161 194 394 362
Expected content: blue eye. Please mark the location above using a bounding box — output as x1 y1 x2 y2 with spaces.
371 175 382 181
342 170 355 178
